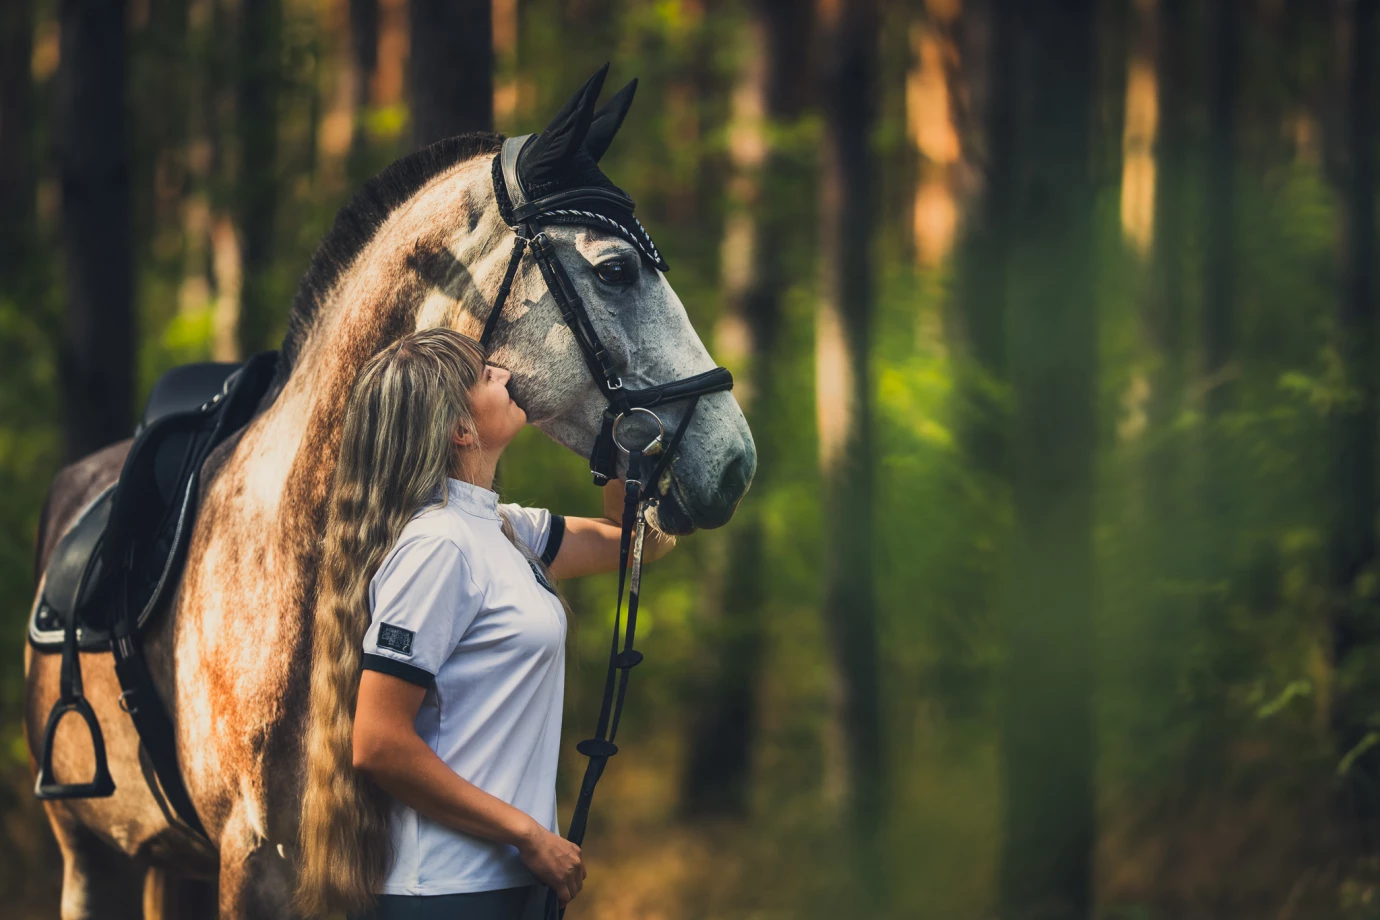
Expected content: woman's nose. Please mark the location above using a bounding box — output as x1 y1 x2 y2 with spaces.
496 367 512 385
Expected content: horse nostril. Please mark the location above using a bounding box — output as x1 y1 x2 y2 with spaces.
718 454 751 503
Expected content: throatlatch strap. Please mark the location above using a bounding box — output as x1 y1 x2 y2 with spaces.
480 235 529 349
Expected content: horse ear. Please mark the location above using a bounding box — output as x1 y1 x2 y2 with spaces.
521 64 609 182
582 79 637 162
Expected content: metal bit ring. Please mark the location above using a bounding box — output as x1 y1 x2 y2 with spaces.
612 407 665 455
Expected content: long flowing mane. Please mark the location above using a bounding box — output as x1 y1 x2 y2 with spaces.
264 132 505 404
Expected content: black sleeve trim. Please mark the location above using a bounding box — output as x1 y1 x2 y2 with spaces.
541 514 566 567
362 653 435 688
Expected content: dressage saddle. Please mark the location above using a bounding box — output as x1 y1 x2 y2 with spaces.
29 351 279 837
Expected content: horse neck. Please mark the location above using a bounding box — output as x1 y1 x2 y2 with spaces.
270 161 498 556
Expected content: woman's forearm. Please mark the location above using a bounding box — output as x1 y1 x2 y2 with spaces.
357 728 540 850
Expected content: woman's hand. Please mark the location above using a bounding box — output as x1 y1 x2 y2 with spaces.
546 479 677 580
517 822 586 905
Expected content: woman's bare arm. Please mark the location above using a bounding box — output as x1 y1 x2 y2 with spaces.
547 479 677 580
353 671 540 846
353 670 586 902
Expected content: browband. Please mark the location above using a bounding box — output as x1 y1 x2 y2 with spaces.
494 134 665 271
498 134 534 218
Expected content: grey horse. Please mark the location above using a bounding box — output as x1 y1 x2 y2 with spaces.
25 71 754 918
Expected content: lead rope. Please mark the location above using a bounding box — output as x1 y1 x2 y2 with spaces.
545 448 649 919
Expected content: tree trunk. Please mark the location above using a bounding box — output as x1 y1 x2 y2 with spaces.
58 0 135 460
681 0 813 819
998 1 1098 918
0 0 36 299
348 0 379 183
1203 0 1237 421
816 0 884 881
234 0 282 357
950 0 1014 477
1329 0 1380 844
130 0 191 276
1130 0 1190 762
1145 0 1187 502
409 0 492 149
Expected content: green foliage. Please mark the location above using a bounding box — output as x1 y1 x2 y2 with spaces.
5 1 1380 918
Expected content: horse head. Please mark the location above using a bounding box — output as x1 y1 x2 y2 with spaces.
277 67 753 534
409 72 756 538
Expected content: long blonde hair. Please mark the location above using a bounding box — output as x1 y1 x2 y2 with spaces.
294 327 562 916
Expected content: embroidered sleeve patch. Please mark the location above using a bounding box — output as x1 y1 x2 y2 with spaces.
377 623 415 656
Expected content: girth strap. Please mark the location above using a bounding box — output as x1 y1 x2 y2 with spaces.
110 567 208 838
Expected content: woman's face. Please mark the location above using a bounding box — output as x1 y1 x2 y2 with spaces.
463 363 527 454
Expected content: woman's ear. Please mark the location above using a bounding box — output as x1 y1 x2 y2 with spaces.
452 425 476 450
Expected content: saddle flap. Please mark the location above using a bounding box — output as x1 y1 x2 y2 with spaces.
30 486 116 646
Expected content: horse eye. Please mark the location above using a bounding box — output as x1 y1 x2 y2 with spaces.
595 260 634 285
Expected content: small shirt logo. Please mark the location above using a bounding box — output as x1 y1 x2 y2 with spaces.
378 623 415 656
529 562 558 597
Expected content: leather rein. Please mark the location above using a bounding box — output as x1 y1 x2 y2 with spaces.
481 134 732 915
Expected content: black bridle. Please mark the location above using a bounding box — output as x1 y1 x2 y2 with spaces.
481 134 734 491
481 134 732 916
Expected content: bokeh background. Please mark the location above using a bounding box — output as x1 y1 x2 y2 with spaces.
3 0 1380 917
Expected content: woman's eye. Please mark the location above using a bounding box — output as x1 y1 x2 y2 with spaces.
595 261 634 285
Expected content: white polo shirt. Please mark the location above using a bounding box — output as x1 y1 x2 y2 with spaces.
361 476 568 896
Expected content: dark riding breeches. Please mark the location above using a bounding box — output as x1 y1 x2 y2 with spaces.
349 885 550 920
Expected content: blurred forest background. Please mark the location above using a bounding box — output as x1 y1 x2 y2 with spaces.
2 0 1380 917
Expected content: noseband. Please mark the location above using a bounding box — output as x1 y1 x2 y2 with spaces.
480 135 733 917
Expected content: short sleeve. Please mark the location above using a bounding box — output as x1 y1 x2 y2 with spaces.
497 503 565 566
362 535 478 687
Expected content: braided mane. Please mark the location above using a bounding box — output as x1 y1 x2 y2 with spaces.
265 133 505 403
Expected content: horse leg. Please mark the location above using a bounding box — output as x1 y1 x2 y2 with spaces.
217 801 297 919
44 803 145 920
142 866 218 920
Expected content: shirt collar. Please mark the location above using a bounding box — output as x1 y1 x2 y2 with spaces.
445 477 501 521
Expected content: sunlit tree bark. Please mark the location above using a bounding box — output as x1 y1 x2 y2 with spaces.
998 1 1097 917
58 0 135 459
681 0 814 819
816 0 885 890
409 0 492 148
908 1 962 268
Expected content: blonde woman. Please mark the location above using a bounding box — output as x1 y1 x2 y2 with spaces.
294 328 674 920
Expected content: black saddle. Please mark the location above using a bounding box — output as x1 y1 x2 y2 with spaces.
29 351 278 832
29 358 269 649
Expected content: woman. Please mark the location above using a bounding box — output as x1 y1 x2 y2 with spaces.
294 328 675 919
